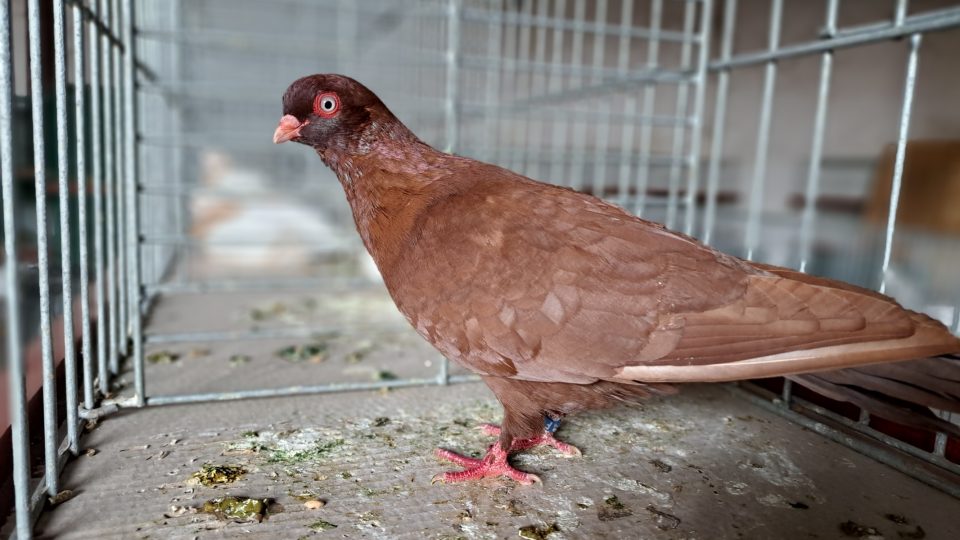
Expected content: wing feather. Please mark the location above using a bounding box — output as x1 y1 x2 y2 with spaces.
389 171 960 385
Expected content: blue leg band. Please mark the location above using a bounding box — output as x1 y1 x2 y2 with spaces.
544 415 562 434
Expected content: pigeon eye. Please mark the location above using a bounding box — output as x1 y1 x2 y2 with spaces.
313 92 340 118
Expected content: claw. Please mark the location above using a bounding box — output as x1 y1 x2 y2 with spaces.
549 436 582 457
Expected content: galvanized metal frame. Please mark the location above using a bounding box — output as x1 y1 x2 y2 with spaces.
701 0 960 499
3 0 141 536
1 2 28 537
4 1 960 536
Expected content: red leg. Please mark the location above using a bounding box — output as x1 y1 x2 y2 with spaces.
432 442 541 485
477 423 582 456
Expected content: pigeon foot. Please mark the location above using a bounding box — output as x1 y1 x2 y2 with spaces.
432 442 541 485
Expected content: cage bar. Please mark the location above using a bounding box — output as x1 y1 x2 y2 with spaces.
101 0 119 376
122 0 144 405
566 0 587 191
524 0 549 181
1 0 31 535
701 0 736 244
614 0 635 205
460 5 695 43
479 0 503 163
710 6 960 70
879 33 922 294
111 0 127 360
443 0 461 154
663 0 695 230
54 0 80 456
27 0 60 497
633 0 663 217
544 0 568 184
90 0 109 397
797 0 838 272
682 0 712 236
588 0 609 195
74 0 94 413
743 0 782 261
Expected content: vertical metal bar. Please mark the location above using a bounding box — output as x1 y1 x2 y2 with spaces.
101 0 118 374
798 0 838 273
526 0 550 180
169 0 185 285
879 33 921 293
568 0 587 191
497 0 518 168
546 0 567 185
90 0 108 396
512 0 533 173
491 1 517 166
953 297 960 335
895 0 909 27
173 0 185 283
28 0 60 496
743 0 783 261
437 354 449 386
54 0 80 455
589 0 609 196
682 0 714 236
112 0 127 358
123 0 143 405
633 0 662 217
440 0 460 384
1 0 32 534
702 0 736 245
443 0 461 154
479 0 503 162
934 432 948 457
781 379 793 407
665 1 696 230
614 0 635 206
74 0 94 413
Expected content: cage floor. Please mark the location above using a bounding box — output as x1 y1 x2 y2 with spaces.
32 288 960 539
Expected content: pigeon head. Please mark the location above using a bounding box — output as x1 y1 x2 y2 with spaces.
273 74 386 150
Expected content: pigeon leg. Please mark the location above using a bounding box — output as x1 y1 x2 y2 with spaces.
476 416 582 457
432 442 541 485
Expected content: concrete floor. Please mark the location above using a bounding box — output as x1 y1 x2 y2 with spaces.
28 287 960 538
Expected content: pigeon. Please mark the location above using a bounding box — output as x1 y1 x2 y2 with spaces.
274 74 960 485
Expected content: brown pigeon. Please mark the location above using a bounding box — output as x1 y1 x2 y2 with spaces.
274 74 960 485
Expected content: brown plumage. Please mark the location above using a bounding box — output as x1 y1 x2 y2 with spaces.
275 74 960 484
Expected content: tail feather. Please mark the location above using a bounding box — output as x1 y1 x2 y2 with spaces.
789 355 960 436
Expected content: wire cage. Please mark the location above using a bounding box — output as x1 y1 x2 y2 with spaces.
3 0 960 536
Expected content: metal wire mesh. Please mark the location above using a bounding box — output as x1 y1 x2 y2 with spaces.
3 0 960 536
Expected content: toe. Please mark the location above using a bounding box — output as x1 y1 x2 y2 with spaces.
509 471 542 485
554 441 582 457
434 448 484 467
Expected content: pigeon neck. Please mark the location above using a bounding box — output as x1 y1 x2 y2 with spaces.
321 122 460 272
318 118 429 186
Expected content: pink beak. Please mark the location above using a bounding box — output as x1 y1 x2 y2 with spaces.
273 114 306 144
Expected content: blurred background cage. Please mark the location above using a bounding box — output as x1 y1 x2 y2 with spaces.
3 0 960 536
